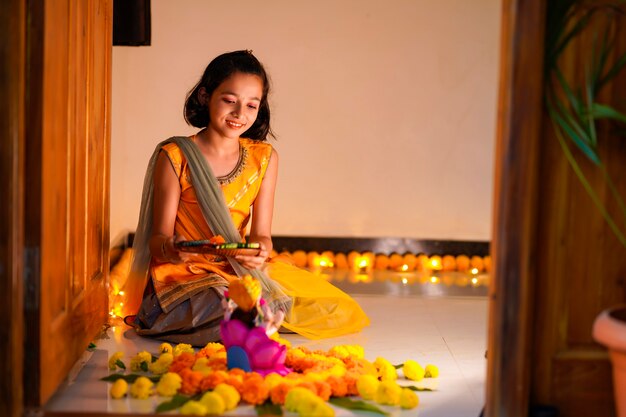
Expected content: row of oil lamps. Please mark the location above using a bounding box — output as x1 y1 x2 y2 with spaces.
271 250 491 274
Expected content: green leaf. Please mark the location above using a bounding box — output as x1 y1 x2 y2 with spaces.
140 361 149 372
329 397 389 416
588 103 626 124
255 402 283 416
100 373 160 383
599 51 626 90
87 342 97 351
151 354 159 363
393 364 403 369
583 67 598 147
115 359 126 370
156 394 193 413
554 67 583 116
551 8 593 62
405 385 435 392
548 98 600 164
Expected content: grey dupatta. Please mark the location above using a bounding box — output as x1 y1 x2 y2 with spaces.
122 136 292 318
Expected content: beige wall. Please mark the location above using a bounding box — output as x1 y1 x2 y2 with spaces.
110 0 501 244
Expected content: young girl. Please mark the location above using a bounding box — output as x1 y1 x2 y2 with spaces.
122 50 369 345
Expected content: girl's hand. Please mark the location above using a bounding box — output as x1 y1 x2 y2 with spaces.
161 235 192 264
234 241 269 270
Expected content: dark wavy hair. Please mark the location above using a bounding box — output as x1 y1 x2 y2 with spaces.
184 50 274 140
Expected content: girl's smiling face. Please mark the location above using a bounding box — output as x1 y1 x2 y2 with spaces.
206 72 264 139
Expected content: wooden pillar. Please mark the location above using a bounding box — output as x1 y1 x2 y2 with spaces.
486 0 546 416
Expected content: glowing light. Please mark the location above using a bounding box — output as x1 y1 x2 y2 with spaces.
313 255 334 268
401 278 408 285
430 276 439 284
429 256 443 271
401 264 409 272
471 277 478 285
471 268 479 275
352 255 371 273
118 290 125 296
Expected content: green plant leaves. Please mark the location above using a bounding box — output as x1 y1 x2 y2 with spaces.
405 385 435 392
100 373 160 383
588 103 626 124
115 359 126 370
329 397 389 416
156 394 194 413
255 402 283 416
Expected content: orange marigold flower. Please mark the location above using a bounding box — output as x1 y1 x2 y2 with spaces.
296 381 318 396
199 370 229 391
313 380 332 401
178 368 204 396
243 372 264 383
228 368 246 378
226 375 244 394
343 372 360 396
195 342 225 360
270 382 293 405
168 352 196 374
326 375 348 397
240 377 270 405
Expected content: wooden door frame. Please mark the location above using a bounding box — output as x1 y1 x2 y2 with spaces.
486 0 546 416
1 0 547 416
0 0 26 417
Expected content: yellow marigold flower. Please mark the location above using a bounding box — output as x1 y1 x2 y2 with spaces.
213 351 227 360
173 343 194 356
374 357 397 380
375 380 402 405
329 364 347 377
329 345 349 359
425 364 439 378
264 373 284 390
378 363 397 381
356 374 379 400
149 352 173 375
284 387 319 413
311 401 336 417
110 379 128 399
130 350 152 372
159 343 173 354
304 372 324 382
400 388 419 409
214 383 240 410
202 342 224 356
298 396 335 417
192 357 212 376
156 372 182 397
403 360 425 381
345 345 365 359
289 348 306 358
180 400 207 415
129 376 153 399
108 351 125 371
200 391 225 415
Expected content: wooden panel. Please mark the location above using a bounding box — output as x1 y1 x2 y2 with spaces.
28 0 113 405
530 5 626 416
485 0 546 416
0 1 25 417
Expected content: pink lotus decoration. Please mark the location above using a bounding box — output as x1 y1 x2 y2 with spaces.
220 319 291 376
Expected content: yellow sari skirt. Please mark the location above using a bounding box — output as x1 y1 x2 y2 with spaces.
266 261 370 339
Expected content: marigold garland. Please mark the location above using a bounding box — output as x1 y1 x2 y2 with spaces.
104 341 438 415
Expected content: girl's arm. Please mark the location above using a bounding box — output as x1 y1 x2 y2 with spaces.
235 148 278 269
149 151 188 263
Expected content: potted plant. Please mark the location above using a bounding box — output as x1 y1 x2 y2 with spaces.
545 1 626 415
